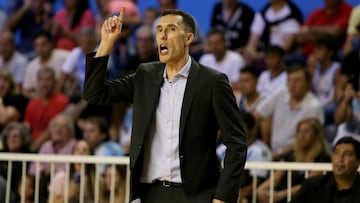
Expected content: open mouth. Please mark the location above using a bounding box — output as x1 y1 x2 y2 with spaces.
159 44 168 54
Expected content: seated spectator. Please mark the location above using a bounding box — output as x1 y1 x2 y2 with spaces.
210 0 255 53
0 70 28 132
199 29 245 90
48 139 94 203
123 25 158 75
333 80 360 145
244 0 302 65
142 7 160 27
12 175 38 203
339 25 360 96
292 136 360 203
0 30 28 91
28 113 76 176
309 35 340 125
256 45 287 97
58 27 97 100
99 165 126 203
254 65 324 158
343 4 360 54
24 67 69 152
237 110 272 202
0 122 31 199
297 0 352 56
23 30 69 98
82 116 124 159
5 0 53 58
52 0 95 51
237 66 264 112
257 118 331 203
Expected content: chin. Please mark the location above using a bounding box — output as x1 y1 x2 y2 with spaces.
159 56 169 63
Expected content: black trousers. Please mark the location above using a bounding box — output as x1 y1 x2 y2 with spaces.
140 181 214 203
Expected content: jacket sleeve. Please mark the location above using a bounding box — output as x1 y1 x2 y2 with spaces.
212 74 247 202
83 52 135 104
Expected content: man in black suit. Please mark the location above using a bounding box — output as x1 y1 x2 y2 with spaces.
83 8 247 203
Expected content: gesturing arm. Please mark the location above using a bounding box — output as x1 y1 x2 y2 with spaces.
96 7 125 57
83 7 135 105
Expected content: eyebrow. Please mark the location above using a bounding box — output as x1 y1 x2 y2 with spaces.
156 23 178 29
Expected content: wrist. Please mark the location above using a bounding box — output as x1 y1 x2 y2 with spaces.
95 42 114 57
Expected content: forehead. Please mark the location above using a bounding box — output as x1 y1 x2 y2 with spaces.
335 143 355 152
158 14 184 28
288 70 305 79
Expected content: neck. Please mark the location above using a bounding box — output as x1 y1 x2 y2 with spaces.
270 68 283 78
215 52 226 62
166 54 189 81
290 94 305 108
53 140 67 152
3 52 14 63
246 92 260 106
335 174 357 190
225 3 237 16
319 59 332 72
40 53 51 64
272 0 286 11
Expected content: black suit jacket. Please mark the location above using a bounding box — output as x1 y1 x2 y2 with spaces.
83 53 247 202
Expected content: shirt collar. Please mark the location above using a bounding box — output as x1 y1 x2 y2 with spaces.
163 56 191 81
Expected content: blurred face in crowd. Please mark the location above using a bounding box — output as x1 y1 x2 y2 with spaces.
37 70 56 98
49 115 72 143
296 122 316 150
73 140 91 155
6 128 24 152
31 0 46 12
104 166 122 191
207 32 227 61
143 9 158 27
238 72 257 97
136 28 155 58
313 45 333 63
17 176 34 200
34 36 53 60
287 69 310 100
265 52 282 71
78 34 97 54
332 143 360 179
222 0 237 8
324 0 342 9
64 0 79 9
0 77 11 97
158 0 176 12
156 14 193 66
82 121 106 149
0 31 15 61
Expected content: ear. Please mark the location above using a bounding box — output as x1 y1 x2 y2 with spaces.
185 32 194 46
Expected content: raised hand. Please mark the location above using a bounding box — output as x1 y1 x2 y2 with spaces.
95 6 125 57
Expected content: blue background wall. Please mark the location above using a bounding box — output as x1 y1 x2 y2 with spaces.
0 0 358 34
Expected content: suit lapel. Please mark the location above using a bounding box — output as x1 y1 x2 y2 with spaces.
179 59 200 144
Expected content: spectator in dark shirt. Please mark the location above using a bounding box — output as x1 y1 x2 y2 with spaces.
292 136 360 203
210 0 254 53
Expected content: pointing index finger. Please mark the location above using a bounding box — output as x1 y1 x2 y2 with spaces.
119 6 125 23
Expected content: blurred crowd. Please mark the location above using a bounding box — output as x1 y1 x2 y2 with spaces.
0 0 359 202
